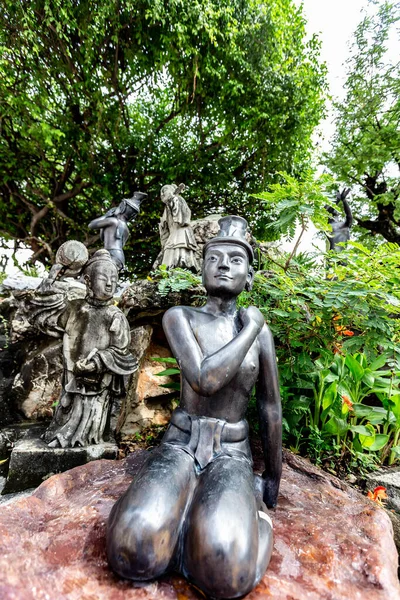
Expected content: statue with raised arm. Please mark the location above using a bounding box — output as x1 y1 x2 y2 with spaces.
327 188 352 251
158 183 200 271
107 216 282 599
88 192 147 271
30 244 138 448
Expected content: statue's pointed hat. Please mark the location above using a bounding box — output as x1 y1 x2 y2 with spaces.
203 215 254 263
124 191 147 212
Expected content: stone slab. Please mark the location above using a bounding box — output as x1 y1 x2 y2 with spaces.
3 427 118 494
0 450 398 599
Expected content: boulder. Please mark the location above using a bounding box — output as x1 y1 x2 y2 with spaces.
0 450 398 600
121 334 176 436
0 274 42 292
12 340 63 420
120 278 204 321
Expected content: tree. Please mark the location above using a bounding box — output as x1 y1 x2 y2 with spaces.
0 0 326 273
326 1 400 245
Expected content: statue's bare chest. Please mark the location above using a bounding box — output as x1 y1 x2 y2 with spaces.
192 315 259 382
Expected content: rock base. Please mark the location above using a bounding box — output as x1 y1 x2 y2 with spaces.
0 450 399 599
3 427 118 494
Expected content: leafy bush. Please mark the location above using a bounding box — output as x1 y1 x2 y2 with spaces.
239 242 400 472
152 265 203 297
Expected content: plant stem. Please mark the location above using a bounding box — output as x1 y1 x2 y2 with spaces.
284 215 307 271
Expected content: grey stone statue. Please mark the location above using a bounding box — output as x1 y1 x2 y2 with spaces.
158 183 200 271
30 244 138 448
107 216 282 599
88 192 147 271
327 188 352 251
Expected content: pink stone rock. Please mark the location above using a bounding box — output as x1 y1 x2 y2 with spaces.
136 342 175 403
0 450 398 600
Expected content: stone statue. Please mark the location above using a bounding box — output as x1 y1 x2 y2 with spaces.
158 183 200 271
88 192 147 271
327 188 352 251
107 216 282 599
30 244 138 448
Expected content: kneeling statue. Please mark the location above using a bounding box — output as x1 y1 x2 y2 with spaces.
107 216 282 599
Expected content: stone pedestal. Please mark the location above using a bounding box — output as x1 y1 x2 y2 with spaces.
3 426 118 494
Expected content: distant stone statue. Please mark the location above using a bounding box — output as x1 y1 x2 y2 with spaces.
158 183 200 271
107 216 282 599
327 189 352 251
88 192 147 271
30 244 138 448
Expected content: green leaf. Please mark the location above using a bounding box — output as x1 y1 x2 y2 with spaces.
345 355 364 382
370 355 389 371
150 357 178 364
154 368 181 376
368 434 389 451
362 370 375 388
322 381 337 411
159 382 181 390
350 425 373 436
323 417 348 436
352 403 373 418
390 446 400 458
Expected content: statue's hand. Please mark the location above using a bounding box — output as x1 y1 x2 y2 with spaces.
262 473 279 509
75 358 97 374
39 263 64 291
239 306 265 333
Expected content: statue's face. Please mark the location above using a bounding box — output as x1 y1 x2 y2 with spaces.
123 203 138 221
87 262 118 301
160 185 175 204
203 243 252 297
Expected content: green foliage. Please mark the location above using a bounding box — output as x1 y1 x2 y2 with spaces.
153 266 203 297
326 1 400 245
253 169 335 244
151 356 181 391
0 0 326 273
240 241 400 471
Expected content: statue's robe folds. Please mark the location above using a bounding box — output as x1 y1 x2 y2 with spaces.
30 288 137 447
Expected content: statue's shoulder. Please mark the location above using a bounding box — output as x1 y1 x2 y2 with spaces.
106 305 130 334
164 304 191 318
163 305 200 324
107 304 128 320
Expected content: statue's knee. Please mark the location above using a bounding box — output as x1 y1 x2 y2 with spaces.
107 505 175 580
185 519 257 598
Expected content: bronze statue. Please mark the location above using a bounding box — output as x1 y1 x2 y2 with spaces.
88 192 147 271
158 183 200 271
30 245 137 448
107 216 282 599
327 188 352 251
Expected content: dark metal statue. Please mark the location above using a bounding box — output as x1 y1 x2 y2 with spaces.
327 188 352 251
88 192 147 271
107 216 282 599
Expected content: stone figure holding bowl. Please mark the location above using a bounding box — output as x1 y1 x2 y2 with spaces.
30 243 138 448
107 216 282 599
